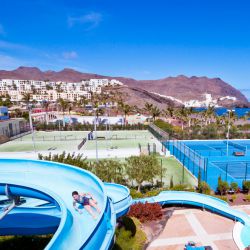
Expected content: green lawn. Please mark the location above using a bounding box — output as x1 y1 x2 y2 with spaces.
160 156 197 187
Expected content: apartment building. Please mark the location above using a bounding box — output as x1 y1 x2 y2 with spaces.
0 78 123 103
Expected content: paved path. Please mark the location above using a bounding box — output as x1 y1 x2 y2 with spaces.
148 208 238 250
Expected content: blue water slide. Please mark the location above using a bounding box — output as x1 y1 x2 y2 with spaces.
0 159 118 250
1 159 250 249
104 183 132 218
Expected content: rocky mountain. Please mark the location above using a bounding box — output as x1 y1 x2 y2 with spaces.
0 67 248 107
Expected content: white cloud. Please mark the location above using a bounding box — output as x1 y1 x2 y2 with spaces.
0 40 29 50
68 12 102 30
0 24 6 36
62 51 78 60
0 54 25 69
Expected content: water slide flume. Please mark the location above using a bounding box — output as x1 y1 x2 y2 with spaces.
0 159 118 250
0 159 250 249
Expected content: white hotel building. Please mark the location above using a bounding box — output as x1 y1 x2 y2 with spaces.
0 78 123 103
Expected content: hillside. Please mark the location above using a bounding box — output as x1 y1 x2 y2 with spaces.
0 67 248 107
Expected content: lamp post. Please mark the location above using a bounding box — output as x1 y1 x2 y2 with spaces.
28 104 36 152
93 108 99 162
226 109 234 156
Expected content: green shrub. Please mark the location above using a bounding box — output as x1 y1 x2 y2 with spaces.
122 217 136 237
230 194 237 202
171 185 195 192
245 194 250 202
197 181 211 195
217 176 229 195
144 189 161 197
218 196 228 202
130 189 144 199
243 181 250 194
230 182 238 192
113 217 146 250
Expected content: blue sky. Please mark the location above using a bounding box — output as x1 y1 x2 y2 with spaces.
0 0 250 99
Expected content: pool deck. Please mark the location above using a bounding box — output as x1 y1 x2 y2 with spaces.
147 205 250 250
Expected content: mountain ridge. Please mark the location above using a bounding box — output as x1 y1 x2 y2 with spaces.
0 66 248 107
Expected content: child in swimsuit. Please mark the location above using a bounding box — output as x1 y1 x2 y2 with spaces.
72 191 101 219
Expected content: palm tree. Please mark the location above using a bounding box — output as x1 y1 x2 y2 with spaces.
150 106 161 121
174 107 188 130
205 105 215 125
41 100 50 125
119 102 132 125
22 93 32 106
57 98 69 127
164 106 174 119
144 102 153 115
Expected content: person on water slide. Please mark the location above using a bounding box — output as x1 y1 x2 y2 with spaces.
72 191 101 219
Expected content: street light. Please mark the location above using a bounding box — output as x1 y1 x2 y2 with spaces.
226 109 235 156
93 108 99 162
28 104 36 153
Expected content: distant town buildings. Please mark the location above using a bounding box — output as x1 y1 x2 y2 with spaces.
0 78 123 103
0 106 28 138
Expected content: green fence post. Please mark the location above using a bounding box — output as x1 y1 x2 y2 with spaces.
245 163 248 181
161 159 163 187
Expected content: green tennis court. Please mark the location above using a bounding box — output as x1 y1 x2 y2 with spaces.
0 130 157 152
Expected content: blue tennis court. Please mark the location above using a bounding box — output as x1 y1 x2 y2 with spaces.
163 139 250 190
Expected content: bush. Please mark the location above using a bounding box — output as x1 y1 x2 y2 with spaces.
218 196 228 202
38 152 90 170
130 189 144 199
171 184 195 192
128 202 163 223
245 194 250 202
230 182 238 192
113 217 146 250
217 176 229 195
122 217 136 237
230 194 237 202
197 181 211 195
243 181 250 194
143 189 161 197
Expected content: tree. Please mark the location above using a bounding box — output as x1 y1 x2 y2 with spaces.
22 93 32 106
164 107 174 119
243 181 250 194
217 176 229 195
125 155 162 193
93 159 124 183
119 102 132 125
144 102 153 114
230 182 238 192
170 175 174 189
198 181 211 194
174 107 188 130
197 169 202 191
57 98 69 127
150 106 161 121
41 100 50 125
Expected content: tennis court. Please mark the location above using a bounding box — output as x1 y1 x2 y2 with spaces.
0 130 156 152
163 139 250 189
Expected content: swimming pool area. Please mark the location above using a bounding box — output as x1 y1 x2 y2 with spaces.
163 139 250 190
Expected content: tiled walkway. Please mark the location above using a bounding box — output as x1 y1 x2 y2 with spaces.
147 205 250 250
